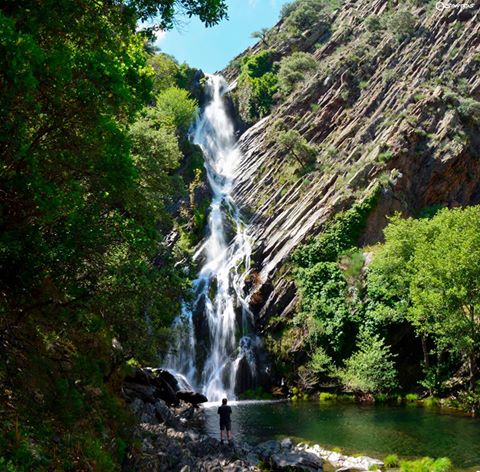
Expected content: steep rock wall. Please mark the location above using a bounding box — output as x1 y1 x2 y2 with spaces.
226 0 480 330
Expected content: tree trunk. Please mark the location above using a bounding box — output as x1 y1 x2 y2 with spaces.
421 336 429 369
468 352 477 391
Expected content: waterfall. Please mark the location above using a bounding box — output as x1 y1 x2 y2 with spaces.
164 75 258 402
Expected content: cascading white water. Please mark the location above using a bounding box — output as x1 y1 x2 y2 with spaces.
164 75 257 402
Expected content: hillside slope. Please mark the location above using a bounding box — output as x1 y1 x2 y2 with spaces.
224 0 480 331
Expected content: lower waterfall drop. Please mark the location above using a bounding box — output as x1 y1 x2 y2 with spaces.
164 75 259 402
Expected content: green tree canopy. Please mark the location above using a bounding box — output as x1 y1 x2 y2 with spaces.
236 50 279 122
337 331 398 394
277 129 318 167
0 0 222 468
280 0 335 36
368 206 480 389
151 86 198 134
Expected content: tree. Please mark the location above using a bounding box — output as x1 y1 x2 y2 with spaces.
280 0 334 37
0 0 224 468
387 10 416 40
148 53 180 94
295 261 353 358
134 0 228 29
250 27 270 45
368 206 480 390
152 86 198 134
278 52 318 95
337 331 398 394
236 50 279 122
277 129 317 167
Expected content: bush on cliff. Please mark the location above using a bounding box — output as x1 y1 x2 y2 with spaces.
280 0 336 37
236 50 279 122
277 52 318 96
277 129 318 169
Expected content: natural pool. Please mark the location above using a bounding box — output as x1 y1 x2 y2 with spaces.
201 401 480 470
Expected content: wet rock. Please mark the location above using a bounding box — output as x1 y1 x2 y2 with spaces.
176 390 208 406
129 397 146 419
152 368 180 392
281 437 293 450
254 439 281 460
124 366 179 406
270 450 324 471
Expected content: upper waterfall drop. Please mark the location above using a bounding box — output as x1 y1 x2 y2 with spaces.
164 75 259 402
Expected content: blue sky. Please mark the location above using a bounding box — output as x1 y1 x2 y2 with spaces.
154 0 291 73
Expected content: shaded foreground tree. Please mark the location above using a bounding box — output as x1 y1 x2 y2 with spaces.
0 0 225 469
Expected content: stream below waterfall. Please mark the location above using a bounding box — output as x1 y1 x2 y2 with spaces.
201 401 480 470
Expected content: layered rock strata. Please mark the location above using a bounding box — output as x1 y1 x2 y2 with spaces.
225 0 480 326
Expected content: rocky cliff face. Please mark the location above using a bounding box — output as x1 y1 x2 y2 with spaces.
223 0 480 333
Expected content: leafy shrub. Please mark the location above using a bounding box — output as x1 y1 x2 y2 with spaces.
422 397 440 408
236 50 278 122
458 381 480 414
293 188 380 267
308 347 334 378
154 86 198 134
377 149 394 163
281 0 335 37
242 50 276 78
319 392 337 401
399 457 452 472
405 393 419 402
387 11 417 39
148 53 179 94
384 454 400 468
457 97 480 123
336 331 398 394
295 261 351 354
365 15 383 32
374 393 389 403
277 52 318 96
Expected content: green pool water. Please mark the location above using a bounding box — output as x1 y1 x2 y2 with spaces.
202 401 480 470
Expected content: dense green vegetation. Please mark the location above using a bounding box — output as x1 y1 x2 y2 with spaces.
280 0 336 38
399 457 453 472
235 50 279 123
0 1 224 469
368 207 480 405
232 0 336 123
268 197 480 410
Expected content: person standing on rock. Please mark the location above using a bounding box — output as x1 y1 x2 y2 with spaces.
217 398 233 445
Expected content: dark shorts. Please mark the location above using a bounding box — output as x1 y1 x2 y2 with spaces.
220 420 231 431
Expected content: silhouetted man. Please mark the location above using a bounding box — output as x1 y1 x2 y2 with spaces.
217 397 233 445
